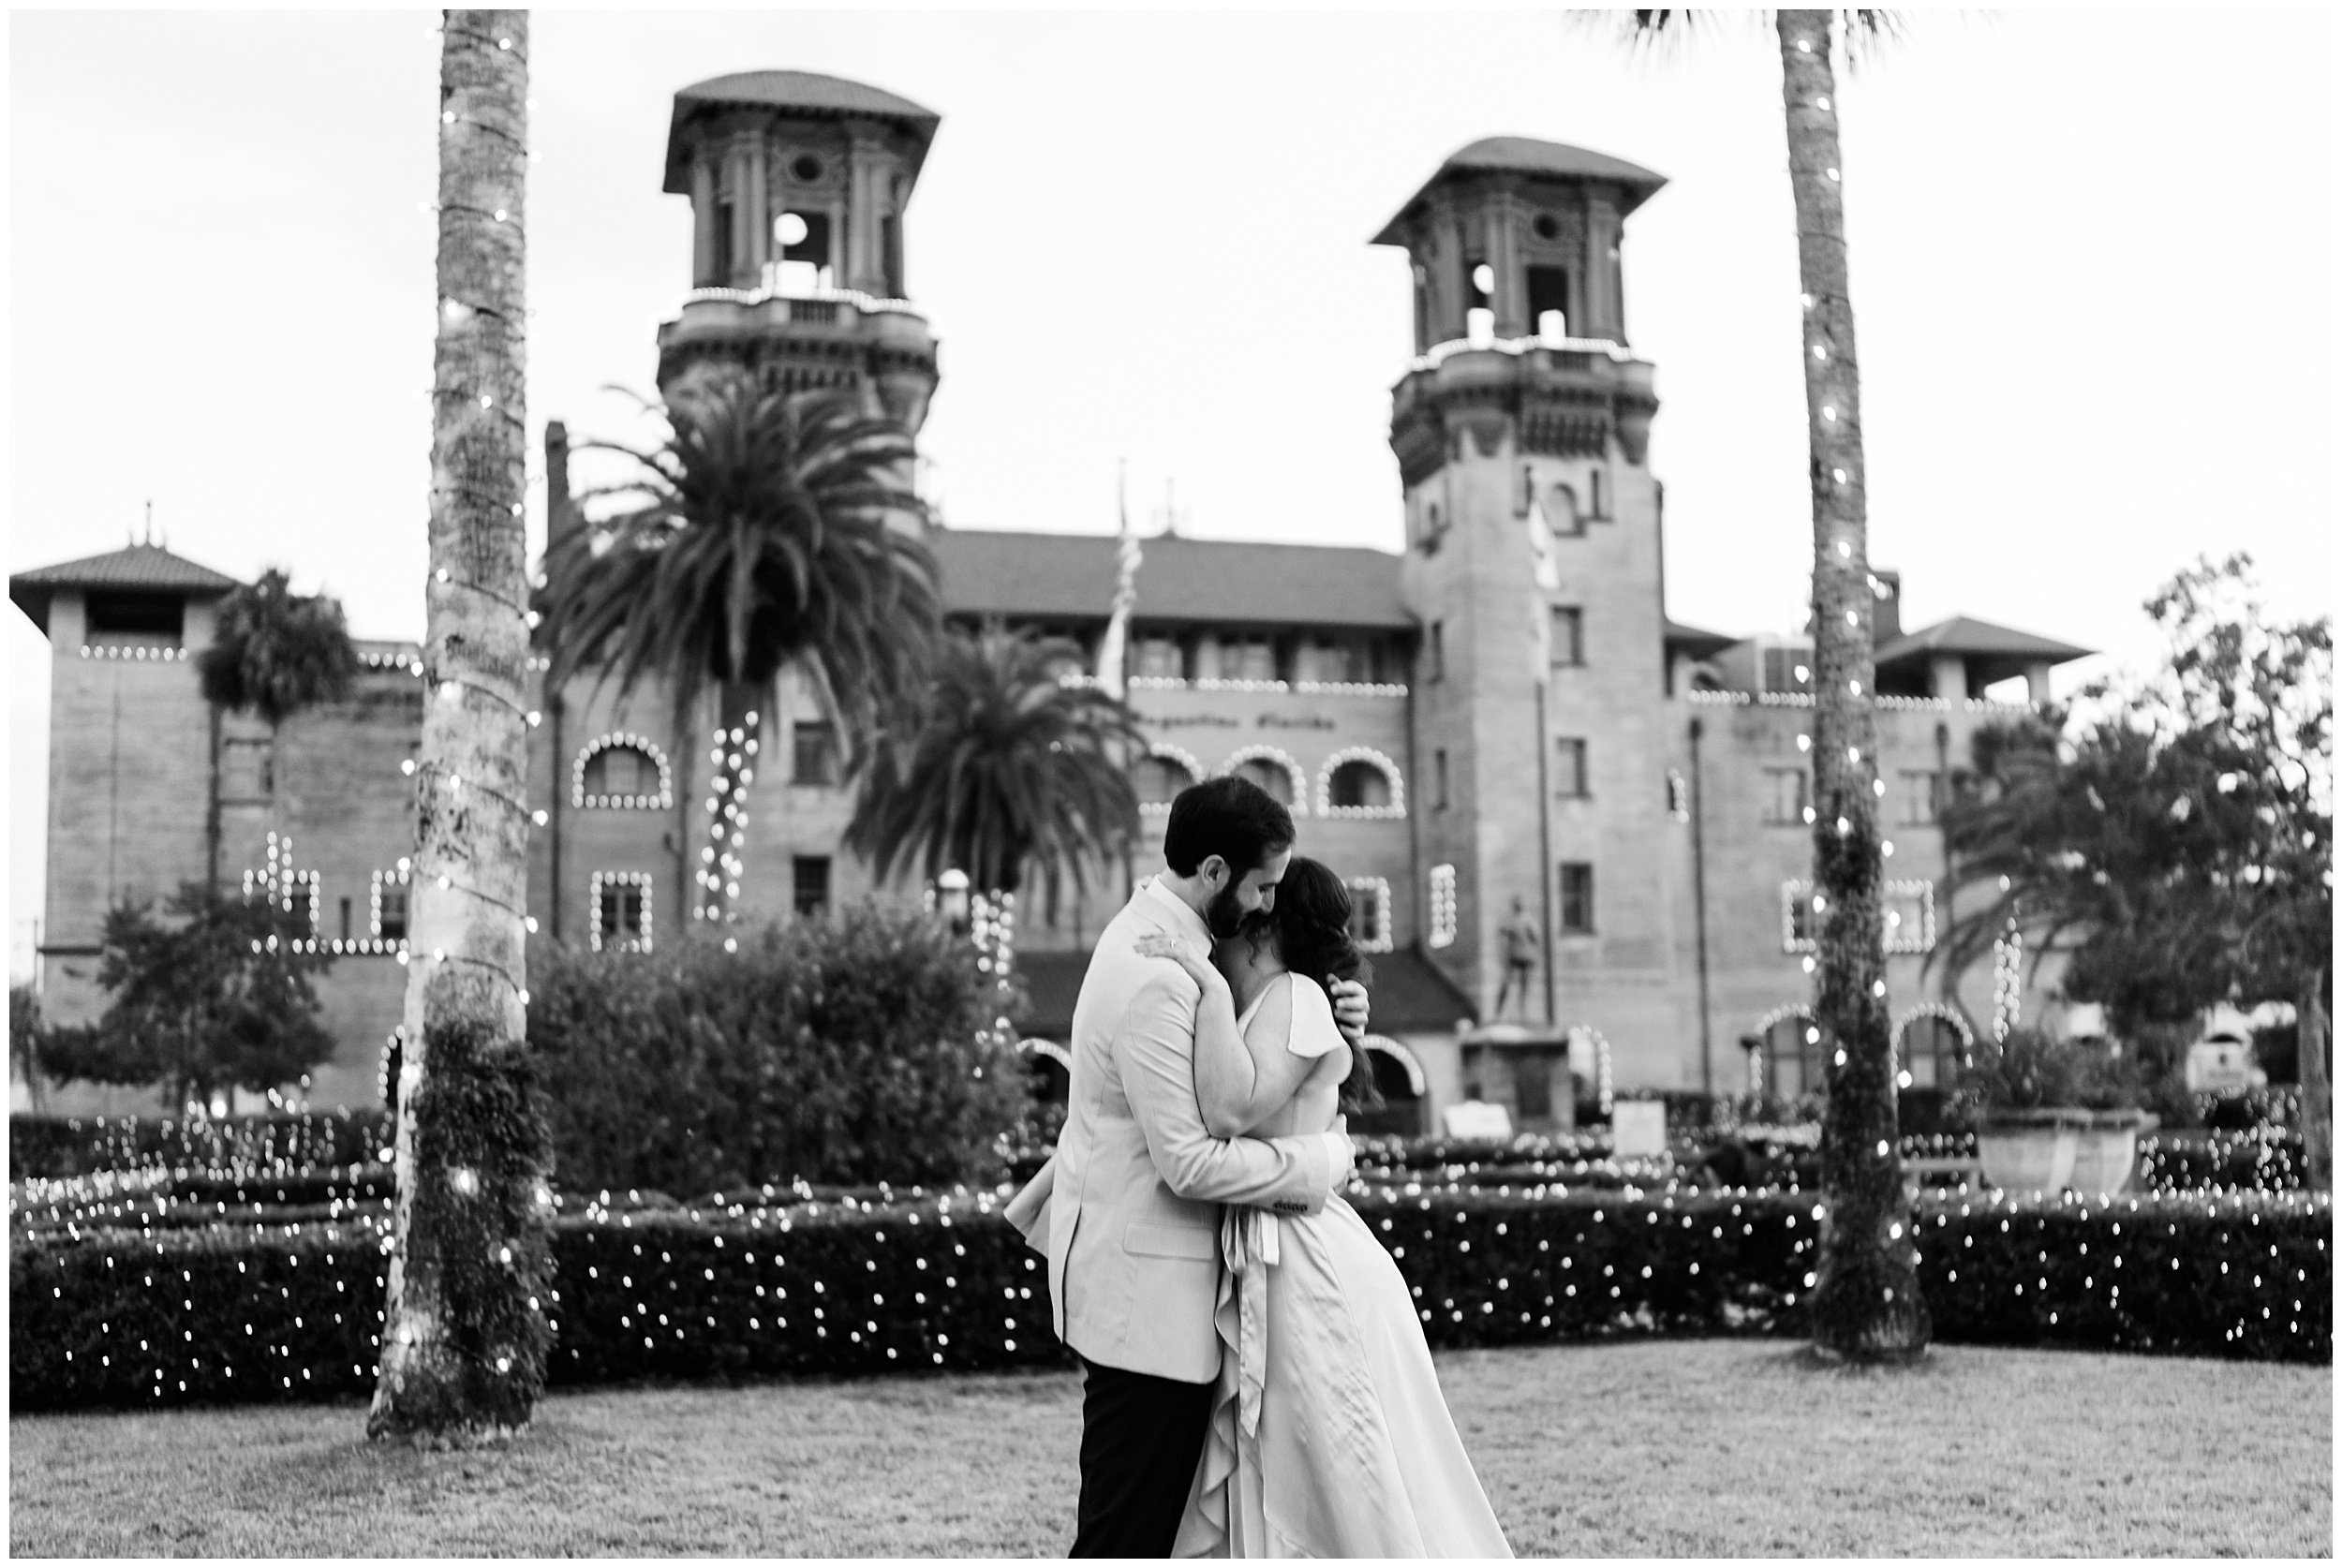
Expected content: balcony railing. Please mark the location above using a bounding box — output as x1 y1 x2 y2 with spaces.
676 284 925 320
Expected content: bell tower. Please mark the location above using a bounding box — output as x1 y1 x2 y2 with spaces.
1377 137 1681 1036
655 70 941 436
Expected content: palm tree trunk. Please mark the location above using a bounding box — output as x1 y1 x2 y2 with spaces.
371 8 553 1445
1777 10 1928 1362
2301 967 2331 1191
701 679 762 926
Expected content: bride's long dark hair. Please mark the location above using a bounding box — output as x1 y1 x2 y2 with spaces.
1244 857 1383 1113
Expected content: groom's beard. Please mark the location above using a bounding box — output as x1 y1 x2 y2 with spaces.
1204 880 1250 939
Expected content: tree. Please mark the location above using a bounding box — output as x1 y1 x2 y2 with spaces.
30 885 336 1111
847 625 1143 929
1940 555 2333 1181
540 375 941 927
196 568 360 889
371 8 552 1447
1608 7 1923 1361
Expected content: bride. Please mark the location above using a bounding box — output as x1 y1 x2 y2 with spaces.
1134 857 1511 1559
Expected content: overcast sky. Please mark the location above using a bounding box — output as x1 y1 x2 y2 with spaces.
9 7 2337 969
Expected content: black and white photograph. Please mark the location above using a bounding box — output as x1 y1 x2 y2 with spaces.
7 6 2333 1558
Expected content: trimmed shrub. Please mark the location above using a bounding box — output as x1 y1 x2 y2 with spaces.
13 1184 2326 1412
528 904 1027 1196
8 1111 390 1180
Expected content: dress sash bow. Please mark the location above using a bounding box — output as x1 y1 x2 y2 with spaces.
1221 1206 1281 1441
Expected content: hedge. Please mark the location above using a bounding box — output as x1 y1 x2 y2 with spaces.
9 1111 390 1180
12 1182 2327 1412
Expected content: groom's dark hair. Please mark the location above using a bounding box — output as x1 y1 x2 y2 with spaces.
1163 775 1294 879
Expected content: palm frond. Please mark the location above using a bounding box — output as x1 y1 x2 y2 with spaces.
540 374 942 739
847 625 1144 920
197 569 359 725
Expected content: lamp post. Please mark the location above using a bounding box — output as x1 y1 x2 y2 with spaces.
935 868 971 939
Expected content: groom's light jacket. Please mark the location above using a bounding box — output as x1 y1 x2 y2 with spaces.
1044 878 1353 1383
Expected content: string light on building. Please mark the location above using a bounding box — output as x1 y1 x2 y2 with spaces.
1993 919 2024 1043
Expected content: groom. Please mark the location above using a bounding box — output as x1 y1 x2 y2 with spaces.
1036 775 1368 1557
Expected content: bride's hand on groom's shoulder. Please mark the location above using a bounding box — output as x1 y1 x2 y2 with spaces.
1327 978 1371 1043
1133 932 1223 988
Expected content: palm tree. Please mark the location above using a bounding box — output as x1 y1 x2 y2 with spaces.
847 625 1143 951
541 376 941 927
371 7 552 1446
1608 8 1923 1361
195 568 359 889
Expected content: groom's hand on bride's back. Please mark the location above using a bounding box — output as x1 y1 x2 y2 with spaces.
1327 979 1371 1043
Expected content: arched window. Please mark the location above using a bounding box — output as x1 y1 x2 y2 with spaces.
1020 1038 1072 1106
1894 1006 1975 1090
1133 746 1201 813
1319 747 1406 819
1757 1006 1829 1102
574 733 674 809
1355 1035 1429 1137
1222 747 1308 813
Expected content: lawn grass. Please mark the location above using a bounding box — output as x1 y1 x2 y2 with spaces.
10 1339 2330 1557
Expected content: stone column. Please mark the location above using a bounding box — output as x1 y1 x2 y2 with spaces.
2023 661 2053 706
742 134 770 284
1482 200 1510 334
690 154 718 286
845 128 886 294
1929 654 1967 702
1585 194 1621 341
725 141 752 285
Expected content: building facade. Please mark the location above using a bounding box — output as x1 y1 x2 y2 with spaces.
16 72 2091 1130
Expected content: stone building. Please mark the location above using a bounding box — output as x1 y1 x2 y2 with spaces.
15 71 2090 1130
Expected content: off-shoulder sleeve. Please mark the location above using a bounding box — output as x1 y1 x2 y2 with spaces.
1283 974 1350 1060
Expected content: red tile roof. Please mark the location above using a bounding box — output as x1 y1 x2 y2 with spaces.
664 70 941 193
1375 136 1668 243
10 543 240 636
931 528 1413 631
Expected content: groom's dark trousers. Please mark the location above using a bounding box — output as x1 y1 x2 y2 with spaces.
1071 1355 1215 1557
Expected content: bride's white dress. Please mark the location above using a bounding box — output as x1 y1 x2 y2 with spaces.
1172 975 1512 1559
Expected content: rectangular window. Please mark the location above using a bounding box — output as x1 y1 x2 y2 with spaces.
1558 863 1594 934
592 873 650 953
1434 749 1450 811
85 590 185 641
1762 643 1814 695
1134 635 1183 682
792 722 837 786
1549 485 1586 539
1550 607 1584 668
1764 767 1811 826
793 855 832 918
1885 880 1936 954
1217 635 1275 683
1345 876 1394 953
1429 622 1445 683
1784 882 1817 953
1428 864 1458 949
1556 737 1590 798
338 897 352 942
1898 769 1942 826
377 886 409 942
1783 880 1933 954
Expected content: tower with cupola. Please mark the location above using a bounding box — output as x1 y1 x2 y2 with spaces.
654 71 941 436
1378 137 1692 1062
